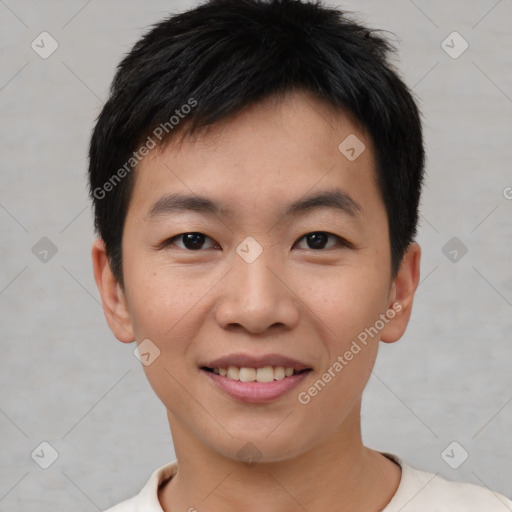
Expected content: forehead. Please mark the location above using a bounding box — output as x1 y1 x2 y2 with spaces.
127 91 383 224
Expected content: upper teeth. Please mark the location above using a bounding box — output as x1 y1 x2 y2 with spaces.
212 366 297 382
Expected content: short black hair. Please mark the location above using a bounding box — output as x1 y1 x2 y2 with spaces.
88 0 424 288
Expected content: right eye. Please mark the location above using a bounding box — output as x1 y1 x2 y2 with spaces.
160 232 220 251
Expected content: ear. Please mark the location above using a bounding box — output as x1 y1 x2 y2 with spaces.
380 242 421 344
91 238 135 343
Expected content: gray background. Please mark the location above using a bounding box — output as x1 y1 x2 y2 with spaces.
1 0 511 510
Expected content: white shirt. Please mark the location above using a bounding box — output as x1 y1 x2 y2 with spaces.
103 452 512 511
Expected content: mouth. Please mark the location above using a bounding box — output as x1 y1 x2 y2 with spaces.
201 365 312 382
198 353 313 402
199 355 313 403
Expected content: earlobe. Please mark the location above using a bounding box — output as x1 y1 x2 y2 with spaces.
91 238 135 343
380 242 421 344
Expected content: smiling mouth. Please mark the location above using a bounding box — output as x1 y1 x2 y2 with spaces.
201 366 312 383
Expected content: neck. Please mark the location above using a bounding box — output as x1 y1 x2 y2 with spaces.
158 399 401 512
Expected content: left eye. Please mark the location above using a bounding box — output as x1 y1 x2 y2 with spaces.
294 232 346 250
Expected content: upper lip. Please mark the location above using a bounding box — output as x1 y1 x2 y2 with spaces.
201 353 312 371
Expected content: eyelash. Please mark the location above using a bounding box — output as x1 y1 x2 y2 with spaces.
159 232 353 251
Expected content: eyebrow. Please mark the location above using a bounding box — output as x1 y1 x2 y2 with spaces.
146 188 362 221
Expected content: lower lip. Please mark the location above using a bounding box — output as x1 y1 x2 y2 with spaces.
201 369 311 403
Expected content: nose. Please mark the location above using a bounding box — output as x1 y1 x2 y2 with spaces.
214 248 300 334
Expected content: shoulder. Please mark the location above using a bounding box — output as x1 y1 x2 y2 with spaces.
382 452 512 512
102 499 135 512
102 460 178 512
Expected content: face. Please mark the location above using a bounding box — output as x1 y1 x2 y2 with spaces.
93 90 420 463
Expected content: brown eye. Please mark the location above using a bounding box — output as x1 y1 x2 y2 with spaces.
164 232 218 250
294 232 349 250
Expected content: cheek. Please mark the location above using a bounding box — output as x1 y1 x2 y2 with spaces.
124 265 208 400
299 267 389 344
294 272 384 426
123 261 237 383
123 259 208 344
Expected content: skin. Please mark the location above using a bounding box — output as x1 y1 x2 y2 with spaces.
92 90 421 512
